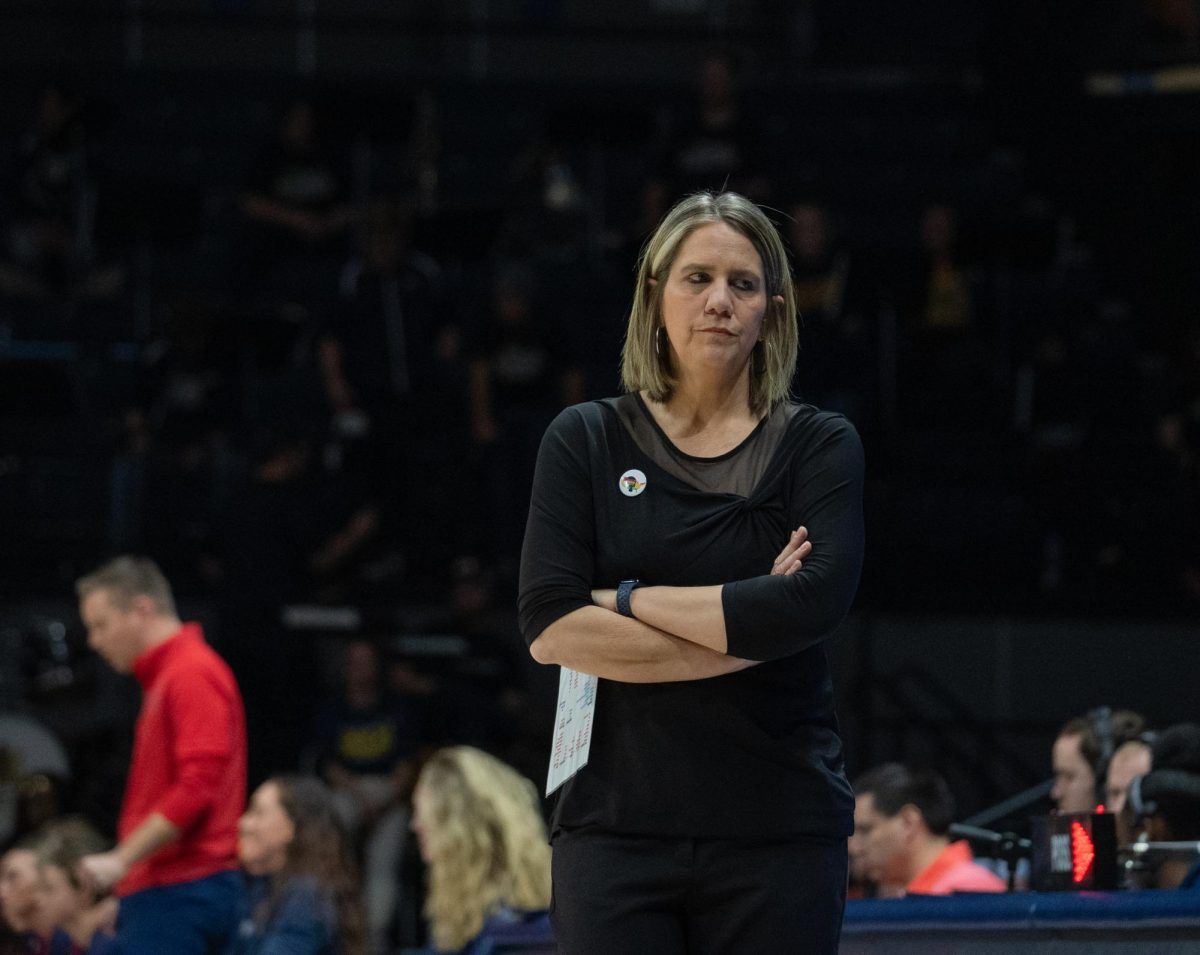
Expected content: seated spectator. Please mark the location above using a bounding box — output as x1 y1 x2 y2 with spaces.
790 202 850 323
1051 708 1146 814
410 747 550 954
241 99 348 255
849 792 904 900
0 82 102 301
312 640 417 953
1105 736 1154 846
320 200 464 577
322 200 453 431
853 763 1006 896
33 818 118 954
1125 723 1200 890
238 98 349 298
1 833 61 953
494 138 589 265
787 200 869 419
1106 738 1155 814
114 301 239 570
649 49 767 201
232 776 363 954
913 204 974 335
1 830 91 955
468 264 584 569
895 203 989 425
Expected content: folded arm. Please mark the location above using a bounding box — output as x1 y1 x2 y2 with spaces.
589 418 865 663
519 407 863 675
529 605 754 682
520 407 757 683
589 527 811 655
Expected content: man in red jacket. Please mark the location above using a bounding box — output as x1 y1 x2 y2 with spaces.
76 556 247 954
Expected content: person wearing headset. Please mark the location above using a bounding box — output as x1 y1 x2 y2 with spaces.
1125 722 1200 890
1051 708 1146 814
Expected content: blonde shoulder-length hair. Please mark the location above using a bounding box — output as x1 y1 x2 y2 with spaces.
416 746 551 952
621 190 799 415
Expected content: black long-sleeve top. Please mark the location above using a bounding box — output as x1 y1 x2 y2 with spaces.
518 394 864 839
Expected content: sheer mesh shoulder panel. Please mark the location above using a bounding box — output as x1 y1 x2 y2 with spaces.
611 392 797 497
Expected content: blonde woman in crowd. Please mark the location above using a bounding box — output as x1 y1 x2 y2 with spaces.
410 747 551 954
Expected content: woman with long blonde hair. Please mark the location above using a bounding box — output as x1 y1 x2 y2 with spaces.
410 747 551 953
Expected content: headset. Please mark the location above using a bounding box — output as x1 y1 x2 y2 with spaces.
1127 723 1200 826
1127 769 1200 822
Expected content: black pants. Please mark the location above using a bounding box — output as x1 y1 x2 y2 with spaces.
550 829 848 955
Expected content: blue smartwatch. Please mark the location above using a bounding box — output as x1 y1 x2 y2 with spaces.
616 579 643 618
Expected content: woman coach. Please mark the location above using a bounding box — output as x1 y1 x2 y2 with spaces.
518 191 865 953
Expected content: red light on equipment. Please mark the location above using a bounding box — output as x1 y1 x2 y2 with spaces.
1070 820 1095 883
1032 812 1116 891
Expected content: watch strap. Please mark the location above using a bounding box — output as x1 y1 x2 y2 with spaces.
616 579 642 618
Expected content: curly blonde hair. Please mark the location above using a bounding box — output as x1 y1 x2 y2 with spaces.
621 190 799 415
416 747 551 952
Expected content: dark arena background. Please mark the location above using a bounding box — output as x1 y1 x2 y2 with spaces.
1 1 1199 952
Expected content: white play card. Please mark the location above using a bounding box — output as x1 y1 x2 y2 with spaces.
545 666 598 796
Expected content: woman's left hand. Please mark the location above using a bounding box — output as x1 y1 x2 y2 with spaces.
771 526 811 575
591 589 617 612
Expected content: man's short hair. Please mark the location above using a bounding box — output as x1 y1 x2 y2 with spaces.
1139 723 1200 840
75 555 177 616
854 763 956 836
1058 709 1147 776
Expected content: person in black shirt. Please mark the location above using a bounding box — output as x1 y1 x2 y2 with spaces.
237 99 349 300
321 201 452 426
470 265 584 569
1 82 96 298
519 192 864 953
652 51 766 202
241 100 349 257
312 639 417 953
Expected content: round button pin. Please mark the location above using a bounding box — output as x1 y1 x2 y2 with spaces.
618 469 647 497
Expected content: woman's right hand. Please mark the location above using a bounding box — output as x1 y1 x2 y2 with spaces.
771 526 811 575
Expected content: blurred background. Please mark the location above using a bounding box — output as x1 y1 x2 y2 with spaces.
0 0 1197 904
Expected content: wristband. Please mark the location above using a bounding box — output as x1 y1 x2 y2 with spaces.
616 579 643 618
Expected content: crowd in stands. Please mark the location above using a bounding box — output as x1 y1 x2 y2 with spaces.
2 52 1198 616
1 749 552 953
7 703 1200 951
2 551 554 952
1 817 118 954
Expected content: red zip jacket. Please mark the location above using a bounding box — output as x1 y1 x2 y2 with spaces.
117 622 246 896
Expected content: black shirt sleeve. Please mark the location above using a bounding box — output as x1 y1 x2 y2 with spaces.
721 414 865 662
517 405 596 646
